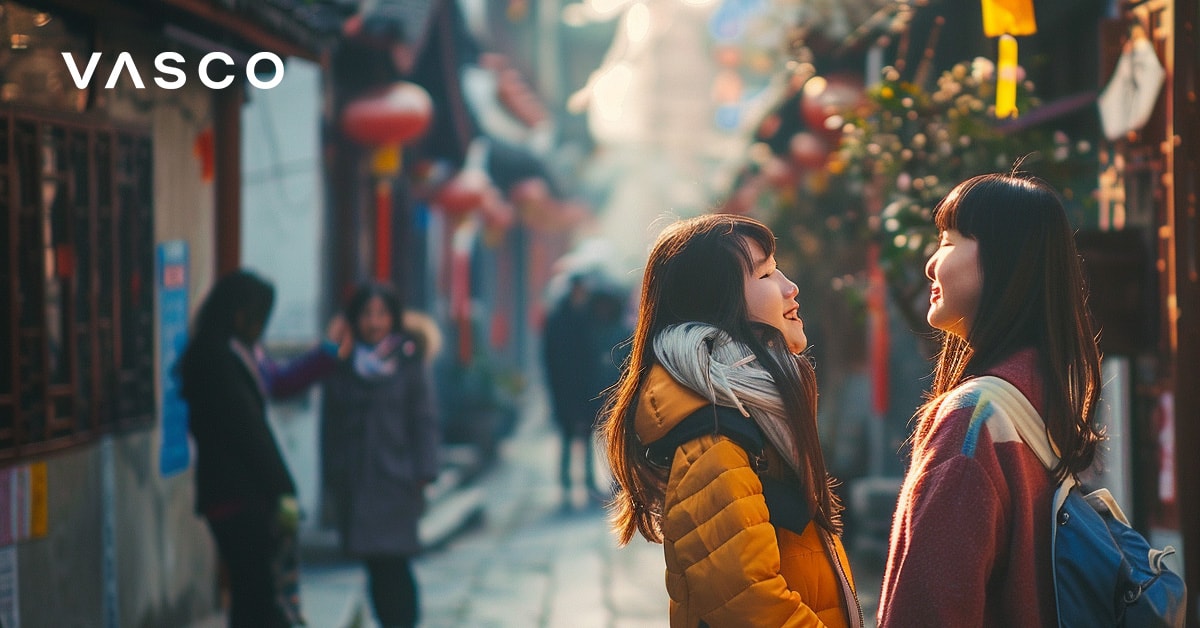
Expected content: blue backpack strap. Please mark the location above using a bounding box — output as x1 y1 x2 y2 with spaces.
645 404 810 535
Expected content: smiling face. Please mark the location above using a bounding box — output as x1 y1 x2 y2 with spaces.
743 239 807 353
355 295 395 346
925 228 982 338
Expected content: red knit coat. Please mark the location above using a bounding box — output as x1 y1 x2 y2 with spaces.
878 349 1058 627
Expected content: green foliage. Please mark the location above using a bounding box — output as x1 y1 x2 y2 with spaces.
773 58 1097 330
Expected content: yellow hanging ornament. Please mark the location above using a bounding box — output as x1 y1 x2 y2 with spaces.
981 0 1036 119
981 0 1037 37
995 35 1019 119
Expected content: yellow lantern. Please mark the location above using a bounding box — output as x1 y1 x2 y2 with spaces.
981 0 1037 37
981 0 1036 119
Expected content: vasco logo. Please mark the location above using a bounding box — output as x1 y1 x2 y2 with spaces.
61 52 285 90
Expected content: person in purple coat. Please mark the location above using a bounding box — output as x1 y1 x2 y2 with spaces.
321 281 440 628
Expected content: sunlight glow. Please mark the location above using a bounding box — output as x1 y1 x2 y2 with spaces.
588 0 632 17
593 62 633 121
625 3 651 44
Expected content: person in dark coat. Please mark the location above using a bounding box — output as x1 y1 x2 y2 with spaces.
321 282 440 628
179 269 346 628
542 273 603 500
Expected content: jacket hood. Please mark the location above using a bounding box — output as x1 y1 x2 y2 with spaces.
400 310 442 364
634 364 711 447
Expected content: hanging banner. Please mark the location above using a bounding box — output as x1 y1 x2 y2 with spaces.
157 241 191 476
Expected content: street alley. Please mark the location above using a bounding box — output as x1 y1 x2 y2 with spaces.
299 387 883 628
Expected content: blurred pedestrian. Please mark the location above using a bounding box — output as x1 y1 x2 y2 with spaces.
542 273 603 501
601 214 861 627
587 286 631 498
179 269 349 628
321 282 440 628
877 174 1103 626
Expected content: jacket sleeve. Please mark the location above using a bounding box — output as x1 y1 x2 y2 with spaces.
407 363 441 482
258 342 339 399
877 409 1006 627
663 436 831 628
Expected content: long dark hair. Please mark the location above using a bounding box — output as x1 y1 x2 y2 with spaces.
924 173 1102 479
601 214 841 545
178 269 275 400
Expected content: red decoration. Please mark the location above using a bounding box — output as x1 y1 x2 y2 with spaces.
800 73 865 136
509 177 550 208
761 156 795 188
481 189 516 231
788 132 828 170
192 128 214 182
341 82 433 146
435 169 491 217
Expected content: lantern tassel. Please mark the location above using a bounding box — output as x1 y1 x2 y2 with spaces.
995 35 1018 119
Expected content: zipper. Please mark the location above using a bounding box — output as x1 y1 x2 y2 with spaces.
822 529 864 628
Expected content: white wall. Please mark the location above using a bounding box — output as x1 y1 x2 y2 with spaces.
239 58 327 526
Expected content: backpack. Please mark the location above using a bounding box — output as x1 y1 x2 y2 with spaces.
969 376 1187 628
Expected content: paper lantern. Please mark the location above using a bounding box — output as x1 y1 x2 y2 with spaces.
789 132 828 170
981 0 1037 38
435 169 490 217
341 82 433 146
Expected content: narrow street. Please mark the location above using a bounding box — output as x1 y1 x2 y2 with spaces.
302 386 883 628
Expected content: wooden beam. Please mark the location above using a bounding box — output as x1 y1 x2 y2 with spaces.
158 0 321 61
1172 0 1200 622
214 82 242 277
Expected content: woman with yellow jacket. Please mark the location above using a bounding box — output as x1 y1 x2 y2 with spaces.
601 214 862 628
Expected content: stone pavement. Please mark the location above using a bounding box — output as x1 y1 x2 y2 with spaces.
411 415 668 628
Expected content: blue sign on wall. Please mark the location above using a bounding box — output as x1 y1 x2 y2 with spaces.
157 241 190 477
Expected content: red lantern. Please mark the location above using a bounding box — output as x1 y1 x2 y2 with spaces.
762 155 795 188
509 177 551 209
341 82 433 146
789 132 828 170
435 169 491 217
481 189 516 231
800 73 865 135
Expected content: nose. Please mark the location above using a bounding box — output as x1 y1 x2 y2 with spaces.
780 273 799 298
924 252 937 281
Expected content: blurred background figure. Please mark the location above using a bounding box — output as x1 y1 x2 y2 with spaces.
179 269 349 628
542 273 605 504
588 281 633 496
321 282 441 628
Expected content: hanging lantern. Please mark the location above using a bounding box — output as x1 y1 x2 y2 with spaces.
435 169 490 217
800 74 865 136
789 132 828 170
434 138 492 218
481 189 516 231
981 0 1036 120
981 0 1037 38
341 82 433 281
340 82 433 146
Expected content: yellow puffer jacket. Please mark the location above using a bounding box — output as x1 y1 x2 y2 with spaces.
636 365 857 628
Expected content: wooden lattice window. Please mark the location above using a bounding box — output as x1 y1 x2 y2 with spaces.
0 110 154 460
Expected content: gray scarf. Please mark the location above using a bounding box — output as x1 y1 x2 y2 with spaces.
652 322 801 473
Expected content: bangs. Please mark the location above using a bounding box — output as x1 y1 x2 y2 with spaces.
729 217 776 272
933 185 964 233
